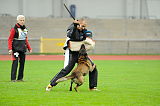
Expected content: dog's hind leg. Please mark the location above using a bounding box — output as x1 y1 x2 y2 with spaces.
69 80 74 91
56 77 68 83
56 75 73 83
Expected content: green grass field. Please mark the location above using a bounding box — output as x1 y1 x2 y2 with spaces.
0 60 160 106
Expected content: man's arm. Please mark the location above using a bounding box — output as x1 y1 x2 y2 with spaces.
25 37 32 53
8 28 15 54
67 20 80 39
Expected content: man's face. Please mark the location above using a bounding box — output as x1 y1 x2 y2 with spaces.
17 17 25 26
77 20 86 31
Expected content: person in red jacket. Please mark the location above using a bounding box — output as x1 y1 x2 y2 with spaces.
8 15 32 82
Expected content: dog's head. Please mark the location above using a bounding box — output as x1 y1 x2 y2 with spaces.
79 44 87 57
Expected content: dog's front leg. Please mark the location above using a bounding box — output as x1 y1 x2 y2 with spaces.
74 76 84 92
74 83 83 92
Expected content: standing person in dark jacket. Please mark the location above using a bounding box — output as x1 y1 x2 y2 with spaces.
8 15 32 82
46 18 99 91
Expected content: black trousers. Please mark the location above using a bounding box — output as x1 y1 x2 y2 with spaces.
50 51 98 89
11 51 26 80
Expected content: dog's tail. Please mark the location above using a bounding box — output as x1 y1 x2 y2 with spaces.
56 75 74 83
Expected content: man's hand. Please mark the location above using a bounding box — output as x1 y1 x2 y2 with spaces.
29 49 32 53
73 20 80 24
9 50 13 55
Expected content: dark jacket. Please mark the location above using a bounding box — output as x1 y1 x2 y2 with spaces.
8 23 31 52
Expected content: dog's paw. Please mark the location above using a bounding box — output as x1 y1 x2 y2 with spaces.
74 87 78 92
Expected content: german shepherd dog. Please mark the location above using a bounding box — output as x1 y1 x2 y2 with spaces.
56 44 95 92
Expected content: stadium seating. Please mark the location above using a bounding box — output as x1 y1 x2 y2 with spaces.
0 16 160 54
1 16 160 39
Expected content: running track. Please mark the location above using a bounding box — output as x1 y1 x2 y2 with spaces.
1 55 160 60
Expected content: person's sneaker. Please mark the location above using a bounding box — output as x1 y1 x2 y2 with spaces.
46 84 52 91
17 79 24 82
11 80 16 82
90 87 100 91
